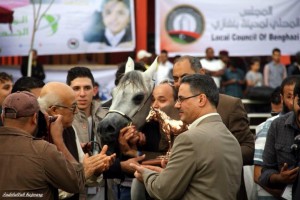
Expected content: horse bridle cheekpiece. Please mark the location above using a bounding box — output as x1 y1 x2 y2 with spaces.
107 81 155 125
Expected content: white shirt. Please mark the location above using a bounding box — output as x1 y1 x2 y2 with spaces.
200 58 225 88
155 60 173 84
104 28 126 47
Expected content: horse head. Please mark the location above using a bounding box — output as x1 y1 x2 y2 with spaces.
98 57 157 153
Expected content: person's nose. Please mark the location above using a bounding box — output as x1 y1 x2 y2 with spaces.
79 88 86 96
175 101 181 109
174 79 181 90
152 100 159 109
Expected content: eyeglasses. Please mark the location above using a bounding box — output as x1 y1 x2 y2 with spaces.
54 104 78 114
176 93 201 104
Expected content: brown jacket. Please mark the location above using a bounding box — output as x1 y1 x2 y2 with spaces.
0 127 85 199
218 94 254 200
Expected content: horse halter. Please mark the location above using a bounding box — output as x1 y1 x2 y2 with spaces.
107 81 155 125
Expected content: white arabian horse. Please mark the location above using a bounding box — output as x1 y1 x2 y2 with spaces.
98 57 157 153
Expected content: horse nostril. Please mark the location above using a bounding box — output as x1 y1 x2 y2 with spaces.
106 124 115 133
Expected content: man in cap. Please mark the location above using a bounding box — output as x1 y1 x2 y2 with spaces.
137 49 152 68
0 91 85 199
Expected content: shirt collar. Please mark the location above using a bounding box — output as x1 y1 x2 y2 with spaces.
104 28 126 47
188 113 219 129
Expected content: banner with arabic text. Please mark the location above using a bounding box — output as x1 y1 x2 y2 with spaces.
155 0 300 56
0 0 135 56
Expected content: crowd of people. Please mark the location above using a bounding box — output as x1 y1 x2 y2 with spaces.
1 47 300 200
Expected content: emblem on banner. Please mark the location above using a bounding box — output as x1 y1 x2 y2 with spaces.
166 5 204 44
67 38 79 49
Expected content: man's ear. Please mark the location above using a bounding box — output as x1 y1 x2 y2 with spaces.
48 106 57 115
280 94 284 104
33 112 38 125
93 86 98 97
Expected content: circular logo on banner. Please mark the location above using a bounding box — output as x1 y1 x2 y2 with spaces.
166 5 205 44
67 38 79 49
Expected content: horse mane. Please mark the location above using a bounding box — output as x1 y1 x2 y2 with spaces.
117 70 147 91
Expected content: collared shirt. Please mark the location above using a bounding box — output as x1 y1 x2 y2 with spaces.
104 28 126 47
260 112 300 189
189 112 219 129
254 115 280 200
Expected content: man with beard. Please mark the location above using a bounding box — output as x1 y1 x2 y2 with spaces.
254 75 299 199
259 77 300 199
131 74 242 199
120 80 180 200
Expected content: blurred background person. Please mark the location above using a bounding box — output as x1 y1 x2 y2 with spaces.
155 50 173 84
246 57 263 88
221 60 245 98
21 49 45 81
263 48 287 88
287 51 300 76
0 72 13 126
12 76 45 98
136 49 152 68
200 47 225 89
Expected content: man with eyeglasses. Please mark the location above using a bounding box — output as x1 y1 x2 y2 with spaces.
172 55 253 200
259 79 300 200
131 74 243 199
38 82 115 199
0 91 85 199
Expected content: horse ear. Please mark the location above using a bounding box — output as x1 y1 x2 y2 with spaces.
125 57 135 74
143 57 158 80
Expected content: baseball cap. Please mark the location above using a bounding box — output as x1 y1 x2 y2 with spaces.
137 50 152 60
2 91 40 119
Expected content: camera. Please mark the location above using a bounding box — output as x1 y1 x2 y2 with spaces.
35 111 57 139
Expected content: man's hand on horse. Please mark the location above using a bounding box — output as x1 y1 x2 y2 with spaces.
118 126 139 157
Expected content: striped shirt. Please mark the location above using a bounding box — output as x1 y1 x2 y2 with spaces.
254 115 279 200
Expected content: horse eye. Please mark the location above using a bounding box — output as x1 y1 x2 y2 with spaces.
132 94 144 105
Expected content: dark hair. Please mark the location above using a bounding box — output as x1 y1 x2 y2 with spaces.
272 48 281 55
161 49 168 54
174 55 202 73
250 57 261 66
270 86 281 105
114 62 146 86
205 47 213 53
219 50 229 57
66 66 95 86
295 51 300 64
181 74 219 107
12 77 45 93
280 75 300 95
0 72 13 83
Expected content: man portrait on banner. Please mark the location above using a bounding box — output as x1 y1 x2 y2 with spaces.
83 0 133 48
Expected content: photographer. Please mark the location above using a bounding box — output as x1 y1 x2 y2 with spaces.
38 82 115 199
0 91 85 199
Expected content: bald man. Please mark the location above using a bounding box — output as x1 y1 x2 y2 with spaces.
38 82 115 199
